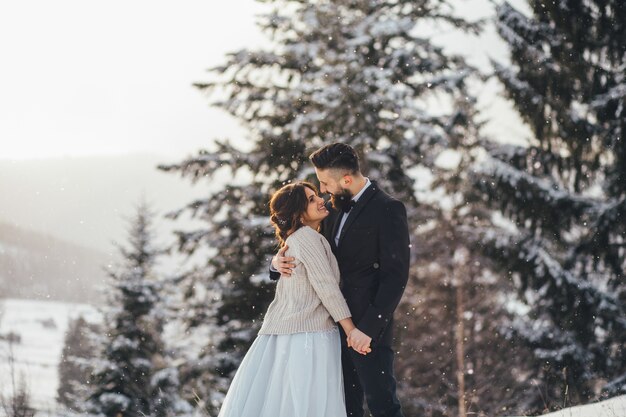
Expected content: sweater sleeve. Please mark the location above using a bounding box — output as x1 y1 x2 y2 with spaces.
296 229 352 322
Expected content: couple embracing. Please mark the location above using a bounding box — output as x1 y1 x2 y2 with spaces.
218 143 410 417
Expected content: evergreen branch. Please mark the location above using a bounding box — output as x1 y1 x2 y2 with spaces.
566 196 626 282
478 140 603 189
481 229 626 347
473 157 599 238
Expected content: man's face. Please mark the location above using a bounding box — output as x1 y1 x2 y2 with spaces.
314 168 345 195
315 168 353 211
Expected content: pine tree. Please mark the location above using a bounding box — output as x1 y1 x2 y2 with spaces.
393 96 539 417
473 0 626 409
159 0 489 411
86 201 191 417
57 315 101 412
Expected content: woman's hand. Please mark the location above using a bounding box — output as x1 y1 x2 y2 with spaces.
339 319 369 354
348 328 372 355
272 245 296 276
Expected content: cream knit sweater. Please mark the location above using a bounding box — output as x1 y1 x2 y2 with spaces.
258 225 352 335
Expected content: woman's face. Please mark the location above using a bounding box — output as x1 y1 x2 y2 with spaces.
301 186 329 226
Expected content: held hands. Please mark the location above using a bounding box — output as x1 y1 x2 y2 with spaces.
272 245 296 277
347 328 372 355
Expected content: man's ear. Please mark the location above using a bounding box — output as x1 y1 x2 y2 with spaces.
342 174 352 186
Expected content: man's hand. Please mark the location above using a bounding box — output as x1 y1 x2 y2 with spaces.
271 245 296 277
348 328 372 355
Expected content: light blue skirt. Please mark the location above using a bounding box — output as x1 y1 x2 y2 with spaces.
218 326 347 417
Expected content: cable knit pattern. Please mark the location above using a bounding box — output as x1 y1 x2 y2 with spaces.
259 225 352 335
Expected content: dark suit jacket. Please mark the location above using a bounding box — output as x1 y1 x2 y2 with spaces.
270 181 410 346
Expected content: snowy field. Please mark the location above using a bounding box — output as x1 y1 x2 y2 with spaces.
0 298 100 414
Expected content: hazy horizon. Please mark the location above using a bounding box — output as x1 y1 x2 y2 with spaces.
0 152 211 255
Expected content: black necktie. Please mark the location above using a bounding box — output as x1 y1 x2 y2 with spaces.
342 200 356 213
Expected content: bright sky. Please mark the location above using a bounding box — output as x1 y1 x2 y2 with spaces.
0 0 528 161
0 0 266 160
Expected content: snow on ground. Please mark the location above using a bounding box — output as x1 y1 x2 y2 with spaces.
0 298 100 414
505 395 626 417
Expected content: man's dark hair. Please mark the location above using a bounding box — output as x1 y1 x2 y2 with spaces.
309 142 360 174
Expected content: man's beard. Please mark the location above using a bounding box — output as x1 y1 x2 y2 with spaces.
330 188 353 212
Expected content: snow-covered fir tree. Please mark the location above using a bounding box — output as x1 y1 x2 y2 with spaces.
391 94 540 416
86 201 191 417
158 0 501 414
472 0 626 409
57 315 101 412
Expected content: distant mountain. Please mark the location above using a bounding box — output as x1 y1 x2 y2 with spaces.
0 153 216 303
0 153 208 254
0 222 110 304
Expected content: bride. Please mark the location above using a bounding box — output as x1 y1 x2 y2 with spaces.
217 181 370 417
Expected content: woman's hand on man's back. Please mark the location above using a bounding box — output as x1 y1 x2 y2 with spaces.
272 245 296 277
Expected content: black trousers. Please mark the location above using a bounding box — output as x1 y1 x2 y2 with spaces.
340 339 404 417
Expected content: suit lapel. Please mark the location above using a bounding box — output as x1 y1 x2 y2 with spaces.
337 181 379 247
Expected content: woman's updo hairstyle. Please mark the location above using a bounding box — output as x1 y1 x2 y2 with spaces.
269 181 318 246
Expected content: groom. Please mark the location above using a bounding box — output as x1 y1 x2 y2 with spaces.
270 142 410 417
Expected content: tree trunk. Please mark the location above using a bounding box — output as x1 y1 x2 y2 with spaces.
455 280 466 417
